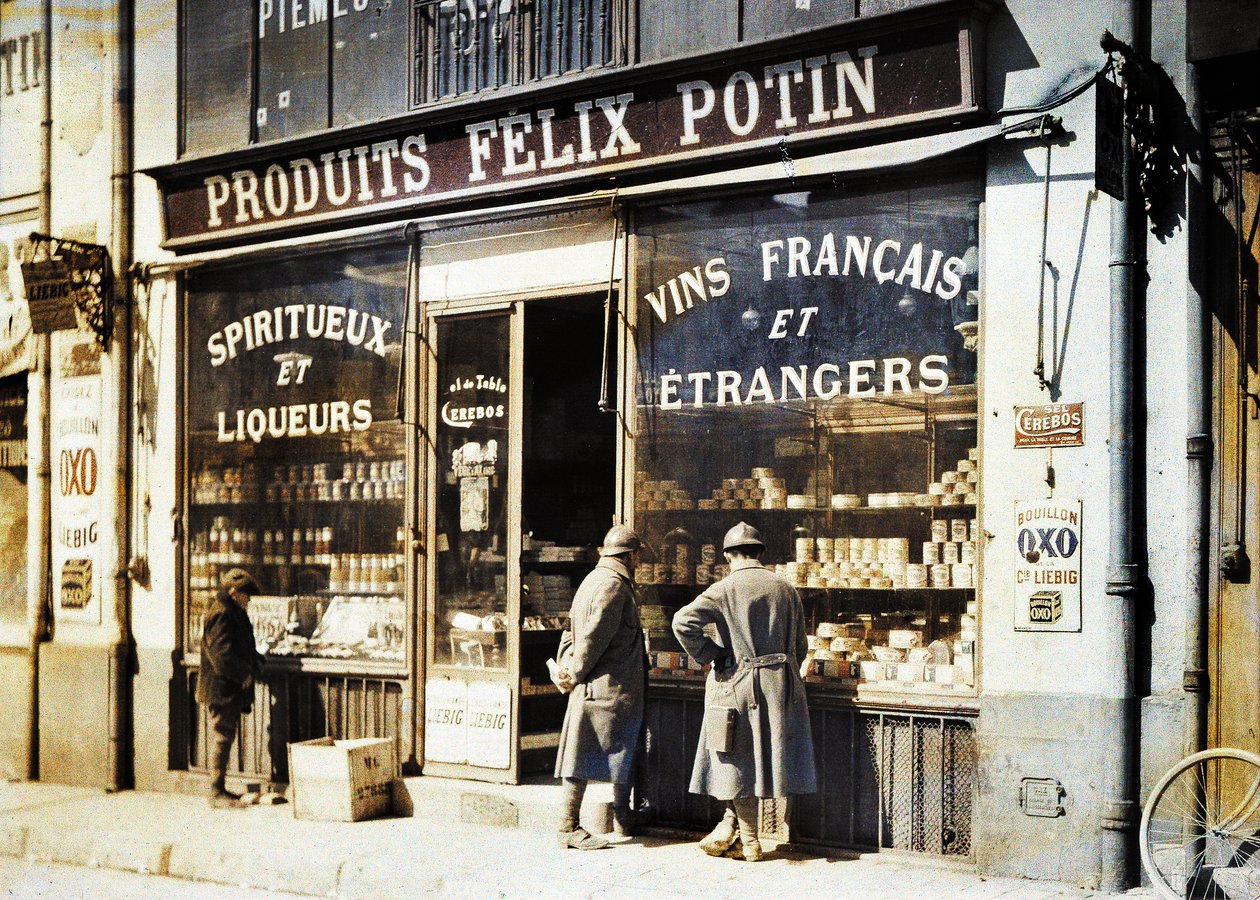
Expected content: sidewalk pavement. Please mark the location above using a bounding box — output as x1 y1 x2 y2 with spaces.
0 777 1153 899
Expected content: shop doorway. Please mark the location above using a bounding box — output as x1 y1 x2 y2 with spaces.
423 294 615 783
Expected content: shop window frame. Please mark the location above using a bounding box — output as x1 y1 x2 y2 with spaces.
621 166 985 709
175 242 414 679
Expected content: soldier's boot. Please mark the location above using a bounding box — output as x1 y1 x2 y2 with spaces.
698 804 739 856
558 778 609 850
610 781 640 837
732 797 763 862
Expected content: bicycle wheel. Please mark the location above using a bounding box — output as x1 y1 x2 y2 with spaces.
1141 747 1260 899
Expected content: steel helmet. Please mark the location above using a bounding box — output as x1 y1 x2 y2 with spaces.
722 521 765 552
600 524 642 557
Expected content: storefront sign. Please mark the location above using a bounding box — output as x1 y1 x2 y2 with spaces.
1014 499 1081 632
187 251 405 446
50 330 102 624
424 677 469 764
636 182 981 410
152 18 978 248
465 681 512 769
0 0 45 201
1014 402 1084 448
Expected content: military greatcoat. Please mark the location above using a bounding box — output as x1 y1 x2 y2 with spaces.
554 556 645 784
672 561 817 800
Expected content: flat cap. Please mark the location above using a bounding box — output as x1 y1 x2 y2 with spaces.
220 567 260 594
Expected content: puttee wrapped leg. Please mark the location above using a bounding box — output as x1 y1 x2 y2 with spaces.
731 796 763 862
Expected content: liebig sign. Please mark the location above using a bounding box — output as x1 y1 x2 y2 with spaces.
1014 402 1084 448
1014 499 1082 633
151 18 979 249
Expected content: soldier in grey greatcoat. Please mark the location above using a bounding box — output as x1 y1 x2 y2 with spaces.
552 524 646 850
672 522 816 861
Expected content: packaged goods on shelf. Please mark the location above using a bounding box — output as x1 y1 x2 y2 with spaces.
888 629 924 649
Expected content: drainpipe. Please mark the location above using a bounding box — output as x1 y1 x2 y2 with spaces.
1182 65 1210 761
26 0 55 783
104 0 135 793
1100 14 1142 893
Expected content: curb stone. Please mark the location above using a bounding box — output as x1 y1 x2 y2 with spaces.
166 843 340 897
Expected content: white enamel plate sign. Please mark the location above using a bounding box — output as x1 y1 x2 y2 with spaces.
1014 499 1082 632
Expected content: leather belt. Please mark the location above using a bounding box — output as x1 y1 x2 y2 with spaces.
737 652 788 670
735 653 798 708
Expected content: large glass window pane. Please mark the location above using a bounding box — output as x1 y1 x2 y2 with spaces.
0 375 27 628
181 0 254 154
633 174 981 695
432 313 510 670
185 246 407 665
256 1 330 141
332 0 411 127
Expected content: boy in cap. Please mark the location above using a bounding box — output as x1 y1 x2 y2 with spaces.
197 568 265 808
552 524 646 849
672 522 817 861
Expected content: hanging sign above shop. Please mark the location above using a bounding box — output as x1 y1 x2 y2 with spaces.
149 16 980 250
18 234 113 347
1014 499 1082 633
1014 402 1084 448
1095 77 1125 201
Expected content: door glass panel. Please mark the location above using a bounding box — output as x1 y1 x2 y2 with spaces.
433 313 511 670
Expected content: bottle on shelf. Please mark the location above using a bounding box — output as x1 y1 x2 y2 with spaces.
347 555 360 593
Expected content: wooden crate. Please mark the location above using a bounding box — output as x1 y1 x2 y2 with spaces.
287 736 396 822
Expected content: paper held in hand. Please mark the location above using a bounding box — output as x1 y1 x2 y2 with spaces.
547 658 572 693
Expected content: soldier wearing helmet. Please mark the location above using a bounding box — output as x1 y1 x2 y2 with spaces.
552 524 646 849
672 522 817 861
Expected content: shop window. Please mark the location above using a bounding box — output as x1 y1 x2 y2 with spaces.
179 0 411 154
632 175 981 698
0 375 27 628
183 246 408 665
411 0 617 104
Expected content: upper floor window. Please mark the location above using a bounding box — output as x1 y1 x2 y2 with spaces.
411 0 620 104
182 0 411 155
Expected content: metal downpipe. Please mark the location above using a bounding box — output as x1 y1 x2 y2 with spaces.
1099 14 1142 892
1182 65 1210 761
26 0 55 783
106 0 135 793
